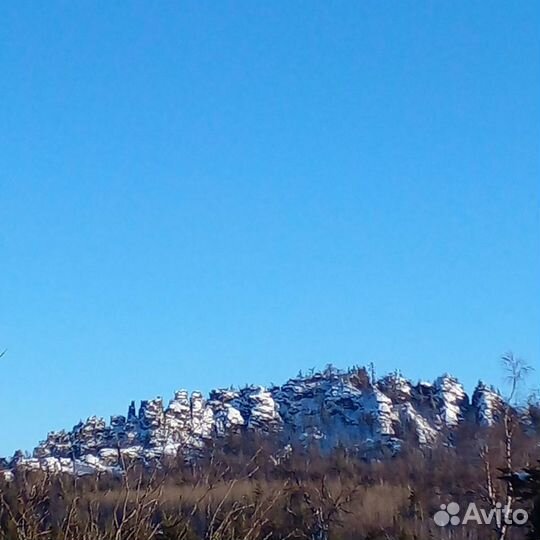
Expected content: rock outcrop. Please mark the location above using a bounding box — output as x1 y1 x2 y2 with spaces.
2 367 527 477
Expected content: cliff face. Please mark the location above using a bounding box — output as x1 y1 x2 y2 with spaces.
4 368 524 476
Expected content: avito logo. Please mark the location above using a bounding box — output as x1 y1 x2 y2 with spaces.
433 501 528 527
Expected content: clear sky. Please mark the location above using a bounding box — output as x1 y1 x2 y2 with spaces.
1 2 539 455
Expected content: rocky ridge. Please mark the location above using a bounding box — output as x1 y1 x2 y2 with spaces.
1 367 522 477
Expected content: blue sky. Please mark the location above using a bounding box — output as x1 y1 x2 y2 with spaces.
1 2 539 455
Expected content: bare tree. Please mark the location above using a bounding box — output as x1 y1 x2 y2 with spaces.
481 352 533 540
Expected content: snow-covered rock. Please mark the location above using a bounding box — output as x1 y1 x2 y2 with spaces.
3 367 530 476
472 382 504 426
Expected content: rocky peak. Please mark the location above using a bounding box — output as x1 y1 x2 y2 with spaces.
2 367 535 478
472 381 504 426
